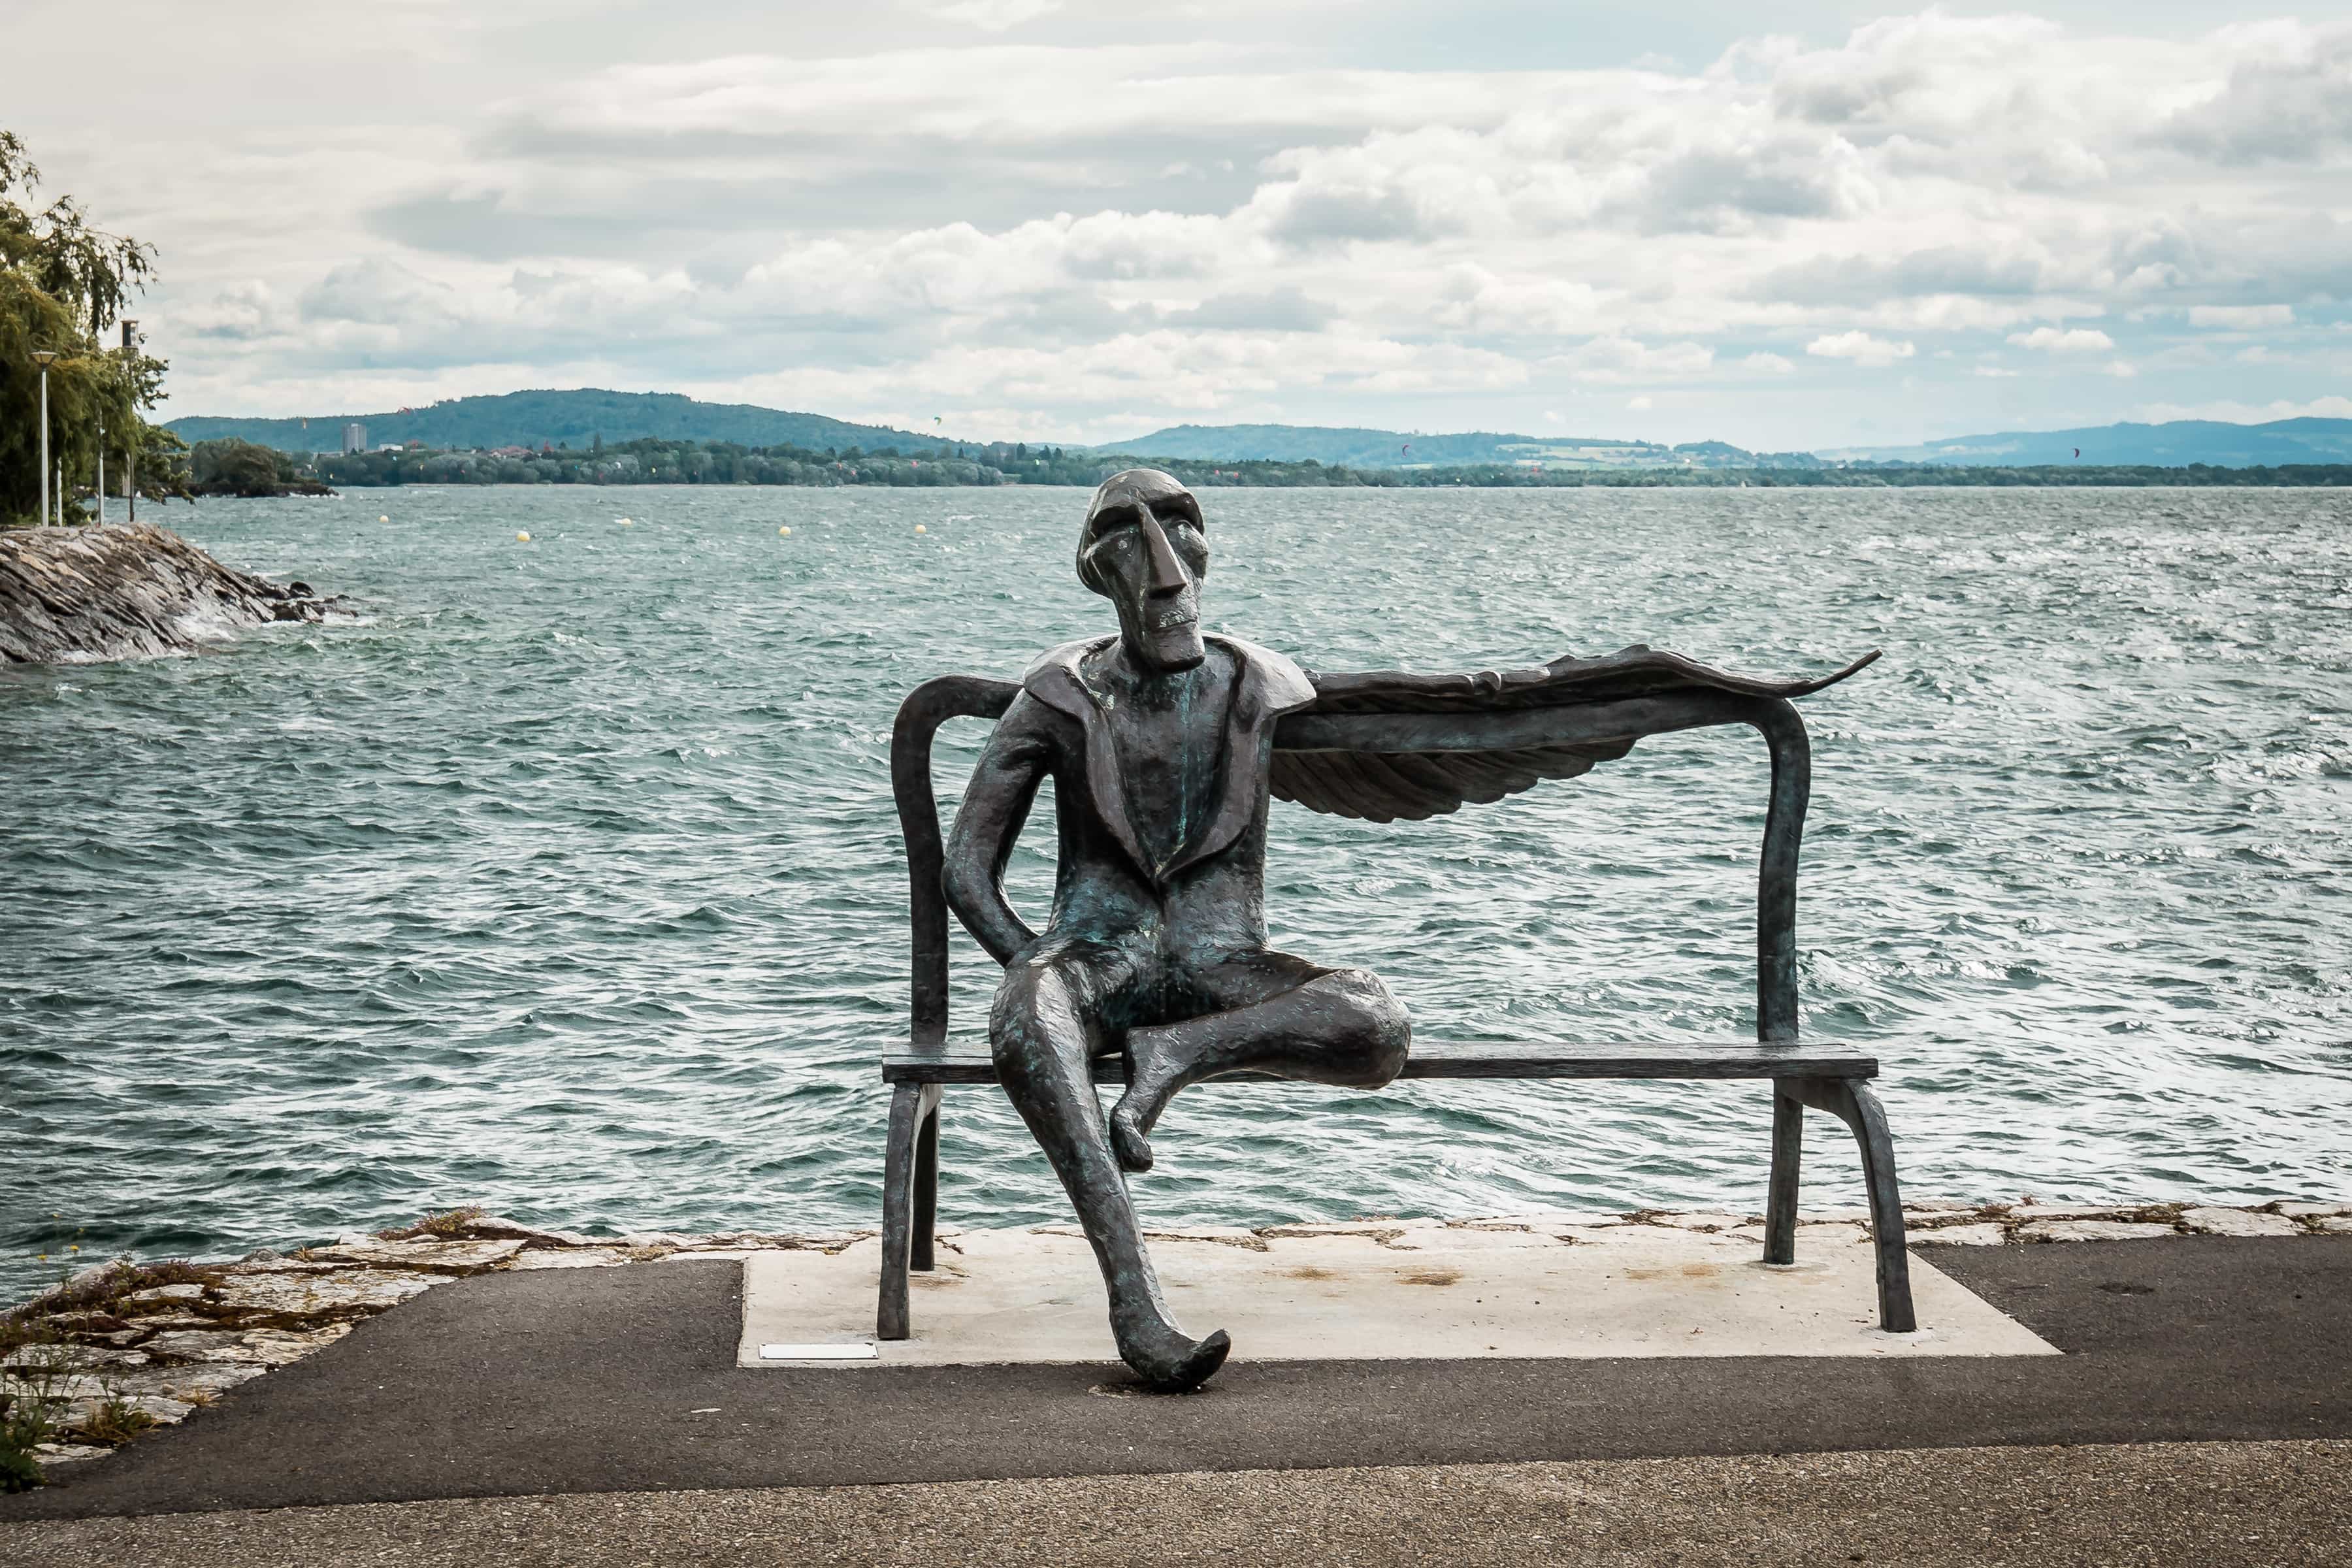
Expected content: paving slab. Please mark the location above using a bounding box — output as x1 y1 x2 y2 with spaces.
1 1237 2344 1523
5 1440 2347 1568
742 1226 2052 1367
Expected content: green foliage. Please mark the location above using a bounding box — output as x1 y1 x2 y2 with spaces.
261 434 2352 494
0 1386 54 1492
188 438 312 496
0 131 186 527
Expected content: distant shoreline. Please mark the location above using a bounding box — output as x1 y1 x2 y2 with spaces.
198 438 2352 495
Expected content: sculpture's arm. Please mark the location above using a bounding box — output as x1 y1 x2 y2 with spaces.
943 693 1051 965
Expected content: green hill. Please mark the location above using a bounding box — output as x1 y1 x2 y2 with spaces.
1087 423 1659 468
166 389 961 454
1837 417 2352 467
1087 423 1823 470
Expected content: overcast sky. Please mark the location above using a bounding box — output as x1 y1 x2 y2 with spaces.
13 1 2352 448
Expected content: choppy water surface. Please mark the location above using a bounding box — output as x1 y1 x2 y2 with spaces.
3 486 2347 1300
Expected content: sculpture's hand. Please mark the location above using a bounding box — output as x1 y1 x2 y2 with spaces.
943 694 1048 965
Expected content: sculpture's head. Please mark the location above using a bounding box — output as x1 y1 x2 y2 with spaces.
1079 468 1208 671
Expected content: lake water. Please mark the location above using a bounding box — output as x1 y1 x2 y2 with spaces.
3 485 2347 1303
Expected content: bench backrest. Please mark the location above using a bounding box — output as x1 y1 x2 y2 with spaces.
890 676 1814 1051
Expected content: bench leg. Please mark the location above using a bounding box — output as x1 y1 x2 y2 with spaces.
913 1090 941 1273
1763 1085 1803 1266
877 1081 940 1341
1778 1076 1917 1334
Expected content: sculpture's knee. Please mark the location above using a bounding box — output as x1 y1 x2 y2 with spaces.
1324 966 1411 1085
988 961 1085 1088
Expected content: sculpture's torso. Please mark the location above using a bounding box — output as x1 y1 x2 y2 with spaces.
1083 642 1235 873
996 634 1318 978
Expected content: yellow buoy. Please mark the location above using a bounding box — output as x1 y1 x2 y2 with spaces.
617 517 631 525
779 525 791 536
915 523 928 534
378 514 389 523
517 531 531 542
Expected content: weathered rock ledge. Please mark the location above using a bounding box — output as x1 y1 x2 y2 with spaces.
3 1198 2343 1487
0 522 339 665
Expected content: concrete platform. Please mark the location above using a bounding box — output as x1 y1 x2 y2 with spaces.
3 1237 2344 1524
742 1222 2056 1367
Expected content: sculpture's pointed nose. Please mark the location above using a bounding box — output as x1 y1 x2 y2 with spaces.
1141 512 1188 594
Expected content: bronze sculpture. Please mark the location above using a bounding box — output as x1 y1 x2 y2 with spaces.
943 469 1872 1390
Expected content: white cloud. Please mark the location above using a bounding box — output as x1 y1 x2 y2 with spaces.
1805 331 1915 367
2188 304 2295 328
16 5 2351 448
922 0 1062 29
1627 395 1653 410
2104 359 2138 378
2006 326 2117 353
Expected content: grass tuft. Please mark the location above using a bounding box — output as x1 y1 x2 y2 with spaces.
71 1394 157 1447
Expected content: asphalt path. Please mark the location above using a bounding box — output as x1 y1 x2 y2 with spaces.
3 1237 2345 1522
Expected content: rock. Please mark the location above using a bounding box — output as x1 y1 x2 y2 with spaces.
30 1443 111 1465
2178 1206 2302 1238
1796 1208 1873 1223
442 1216 601 1249
120 1312 218 1331
117 1362 266 1401
303 1237 524 1274
212 1268 438 1317
3 1373 110 1403
2019 1220 2179 1243
2004 1203 2154 1221
240 1326 350 1365
2315 1217 2352 1235
0 523 338 664
42 1310 127 1332
223 1260 353 1277
65 1392 197 1427
142 1330 270 1364
1910 1223 2010 1247
508 1247 632 1270
122 1283 207 1306
1 1345 148 1372
2276 1202 2352 1218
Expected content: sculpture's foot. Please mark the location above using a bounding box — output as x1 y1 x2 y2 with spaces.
1108 1098 1154 1173
1111 1021 1192 1173
1112 1309 1231 1392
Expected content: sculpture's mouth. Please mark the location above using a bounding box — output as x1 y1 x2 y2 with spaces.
1151 606 1195 632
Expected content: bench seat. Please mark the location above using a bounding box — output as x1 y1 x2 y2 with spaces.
884 1039 1880 1085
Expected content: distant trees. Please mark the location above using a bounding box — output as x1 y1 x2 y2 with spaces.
187 438 329 497
0 131 189 525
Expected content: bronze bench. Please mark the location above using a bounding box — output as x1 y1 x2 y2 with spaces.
879 675 1916 1345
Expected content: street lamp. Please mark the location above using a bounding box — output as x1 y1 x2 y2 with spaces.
120 320 139 522
31 350 56 526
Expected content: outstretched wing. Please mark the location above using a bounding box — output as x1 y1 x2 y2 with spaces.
1268 645 1878 823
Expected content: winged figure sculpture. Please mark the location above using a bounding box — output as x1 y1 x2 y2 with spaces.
941 468 1873 1391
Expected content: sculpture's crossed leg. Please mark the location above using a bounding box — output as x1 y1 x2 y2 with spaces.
990 942 1409 1391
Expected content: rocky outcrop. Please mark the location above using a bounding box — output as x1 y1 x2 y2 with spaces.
0 522 338 664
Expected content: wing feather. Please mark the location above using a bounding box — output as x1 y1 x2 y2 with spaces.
1270 646 1869 823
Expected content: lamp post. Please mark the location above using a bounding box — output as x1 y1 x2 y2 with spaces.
32 350 56 527
121 320 139 522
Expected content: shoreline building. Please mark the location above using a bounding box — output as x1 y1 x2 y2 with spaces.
340 423 368 455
